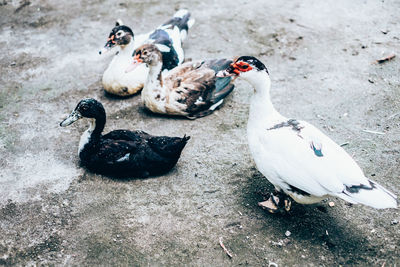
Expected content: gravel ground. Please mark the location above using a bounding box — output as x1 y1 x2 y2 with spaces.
0 0 399 266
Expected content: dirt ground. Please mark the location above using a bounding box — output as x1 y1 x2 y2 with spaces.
1 0 399 266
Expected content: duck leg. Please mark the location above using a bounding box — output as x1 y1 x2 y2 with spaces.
258 190 292 213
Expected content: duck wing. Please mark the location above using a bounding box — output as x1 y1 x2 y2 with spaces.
164 59 235 118
90 139 141 168
147 135 190 157
254 119 397 208
102 129 151 142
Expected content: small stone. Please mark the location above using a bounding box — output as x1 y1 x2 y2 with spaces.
390 219 398 225
285 230 291 237
328 202 335 207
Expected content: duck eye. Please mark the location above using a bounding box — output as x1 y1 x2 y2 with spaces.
143 51 148 55
116 31 123 37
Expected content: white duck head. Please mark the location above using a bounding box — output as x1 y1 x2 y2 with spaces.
99 21 134 54
217 56 271 93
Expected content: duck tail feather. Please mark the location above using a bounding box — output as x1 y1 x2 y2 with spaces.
182 134 191 143
161 9 194 40
148 136 189 156
338 179 397 209
173 9 195 29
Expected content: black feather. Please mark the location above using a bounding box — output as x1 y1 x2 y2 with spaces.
63 99 189 178
149 29 179 70
161 11 191 32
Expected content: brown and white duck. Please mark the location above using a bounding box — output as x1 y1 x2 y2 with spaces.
125 44 236 119
99 10 195 97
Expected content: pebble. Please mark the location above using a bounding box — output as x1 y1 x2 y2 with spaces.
285 230 291 237
390 219 398 225
328 202 335 207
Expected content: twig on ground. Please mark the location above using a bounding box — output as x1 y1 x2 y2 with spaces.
15 0 30 13
219 237 233 258
362 129 385 135
376 54 395 64
340 142 349 147
386 111 400 120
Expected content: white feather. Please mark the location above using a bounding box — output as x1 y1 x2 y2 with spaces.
102 40 149 96
173 9 189 18
133 32 153 50
116 153 130 163
209 99 223 111
79 119 95 154
154 43 171 53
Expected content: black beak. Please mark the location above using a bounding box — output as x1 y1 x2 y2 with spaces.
60 111 82 127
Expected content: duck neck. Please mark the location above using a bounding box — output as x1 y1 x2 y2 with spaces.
78 113 105 154
143 60 165 95
92 113 106 137
118 39 135 56
246 71 279 125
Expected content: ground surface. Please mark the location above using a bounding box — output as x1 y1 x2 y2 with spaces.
0 0 399 266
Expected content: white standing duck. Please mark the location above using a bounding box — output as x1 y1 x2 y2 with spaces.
99 9 195 96
217 56 397 212
126 44 236 119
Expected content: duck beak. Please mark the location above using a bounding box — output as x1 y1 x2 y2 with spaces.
216 70 236 78
125 54 143 73
99 35 116 55
60 111 82 127
99 46 111 55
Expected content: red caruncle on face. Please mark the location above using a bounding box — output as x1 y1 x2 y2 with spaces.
232 61 252 74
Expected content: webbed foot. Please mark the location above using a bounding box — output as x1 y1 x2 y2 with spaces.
258 191 292 213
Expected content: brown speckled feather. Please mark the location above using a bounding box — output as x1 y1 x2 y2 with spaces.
163 59 234 117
